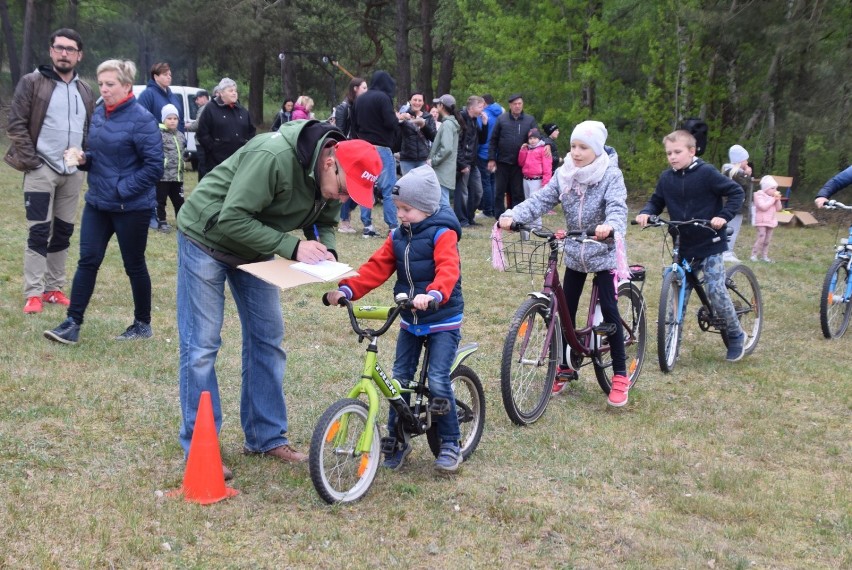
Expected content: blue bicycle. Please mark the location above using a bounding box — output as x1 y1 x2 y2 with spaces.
637 217 763 372
819 200 852 338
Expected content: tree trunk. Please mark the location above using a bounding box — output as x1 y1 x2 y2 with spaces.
787 133 805 193
186 52 198 87
419 0 433 101
21 0 35 73
394 0 410 105
249 49 265 126
67 0 78 29
1 0 22 85
436 31 454 96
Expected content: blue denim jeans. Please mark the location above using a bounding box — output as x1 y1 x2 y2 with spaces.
389 328 461 444
439 185 453 210
176 232 290 456
340 197 356 222
359 145 398 230
400 159 426 175
477 157 495 216
68 203 151 325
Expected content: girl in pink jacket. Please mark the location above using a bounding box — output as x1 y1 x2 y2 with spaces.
518 128 552 229
751 175 783 262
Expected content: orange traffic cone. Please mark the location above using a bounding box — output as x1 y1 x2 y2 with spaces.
171 391 238 504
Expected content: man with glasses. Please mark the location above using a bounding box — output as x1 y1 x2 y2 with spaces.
5 28 95 314
175 120 380 479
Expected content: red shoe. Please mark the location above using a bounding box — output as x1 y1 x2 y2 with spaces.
552 366 577 395
608 375 630 407
24 296 43 314
43 290 71 306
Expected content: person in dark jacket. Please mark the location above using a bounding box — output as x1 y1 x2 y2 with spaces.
351 70 402 237
137 62 184 132
325 165 466 473
487 93 537 218
44 59 164 345
476 94 502 217
270 99 294 131
454 95 488 226
542 123 562 175
398 91 437 174
635 129 747 363
197 77 256 172
6 28 95 315
334 77 368 233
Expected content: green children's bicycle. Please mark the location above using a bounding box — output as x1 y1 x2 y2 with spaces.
309 293 485 504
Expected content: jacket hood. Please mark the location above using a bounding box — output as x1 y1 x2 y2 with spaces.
38 64 75 83
294 120 346 170
369 71 396 98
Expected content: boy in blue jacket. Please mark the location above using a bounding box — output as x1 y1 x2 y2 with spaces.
635 130 748 362
325 165 465 473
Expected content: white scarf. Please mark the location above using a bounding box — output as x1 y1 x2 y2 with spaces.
557 152 610 199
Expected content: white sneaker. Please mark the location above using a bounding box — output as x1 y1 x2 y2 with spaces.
722 251 740 263
750 255 758 262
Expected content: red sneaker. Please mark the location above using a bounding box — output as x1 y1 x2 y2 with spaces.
24 296 43 314
552 366 577 395
608 375 630 407
43 290 71 306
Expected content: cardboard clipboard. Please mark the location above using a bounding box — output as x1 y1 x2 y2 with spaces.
238 258 358 290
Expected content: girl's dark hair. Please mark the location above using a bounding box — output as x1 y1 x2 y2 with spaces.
441 102 466 134
345 77 365 105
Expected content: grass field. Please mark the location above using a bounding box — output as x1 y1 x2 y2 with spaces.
0 163 849 569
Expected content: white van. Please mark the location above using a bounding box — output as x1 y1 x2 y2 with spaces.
132 85 202 170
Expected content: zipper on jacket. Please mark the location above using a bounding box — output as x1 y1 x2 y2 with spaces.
403 235 418 324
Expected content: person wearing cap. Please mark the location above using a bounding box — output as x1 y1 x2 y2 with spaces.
429 93 463 208
720 144 753 263
751 175 783 262
325 164 466 473
541 123 562 175
154 103 187 232
175 119 382 476
186 89 211 178
487 93 537 218
501 120 633 406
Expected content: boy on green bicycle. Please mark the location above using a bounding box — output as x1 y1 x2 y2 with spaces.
325 165 466 473
635 129 747 362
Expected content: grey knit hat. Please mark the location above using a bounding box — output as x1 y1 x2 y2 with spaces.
391 165 441 215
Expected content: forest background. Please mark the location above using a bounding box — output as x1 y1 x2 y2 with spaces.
0 0 849 194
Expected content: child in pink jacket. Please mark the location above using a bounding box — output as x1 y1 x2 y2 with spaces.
518 128 552 229
751 175 783 262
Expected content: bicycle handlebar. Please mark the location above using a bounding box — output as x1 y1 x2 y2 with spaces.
825 200 852 211
508 222 611 241
323 293 438 340
633 216 730 238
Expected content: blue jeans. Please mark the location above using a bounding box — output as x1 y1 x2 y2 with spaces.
68 203 151 325
439 185 453 210
477 157 494 216
360 145 398 229
176 232 290 456
400 159 426 175
389 328 461 444
340 197 356 222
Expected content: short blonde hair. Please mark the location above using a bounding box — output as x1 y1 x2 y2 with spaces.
662 129 696 148
96 59 136 86
296 95 314 110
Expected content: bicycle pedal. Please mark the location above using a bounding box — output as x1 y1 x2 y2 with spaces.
428 397 452 416
593 323 617 336
380 437 398 456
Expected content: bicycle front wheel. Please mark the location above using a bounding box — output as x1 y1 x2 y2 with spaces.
820 257 852 338
724 264 763 354
657 270 683 373
309 398 380 504
594 282 647 394
427 364 486 459
500 297 558 426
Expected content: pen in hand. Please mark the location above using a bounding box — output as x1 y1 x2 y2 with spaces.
313 224 320 241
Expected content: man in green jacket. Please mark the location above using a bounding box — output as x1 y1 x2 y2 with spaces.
176 120 380 478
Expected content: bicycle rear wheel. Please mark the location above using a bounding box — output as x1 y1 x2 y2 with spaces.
309 398 380 504
594 282 647 394
500 297 558 426
427 365 486 459
723 264 763 354
819 257 852 338
657 270 683 373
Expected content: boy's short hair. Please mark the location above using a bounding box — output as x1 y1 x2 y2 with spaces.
662 130 696 148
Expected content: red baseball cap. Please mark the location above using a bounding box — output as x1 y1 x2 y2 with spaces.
334 140 381 208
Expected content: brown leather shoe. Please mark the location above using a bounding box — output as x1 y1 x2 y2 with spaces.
244 444 308 464
223 464 234 481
